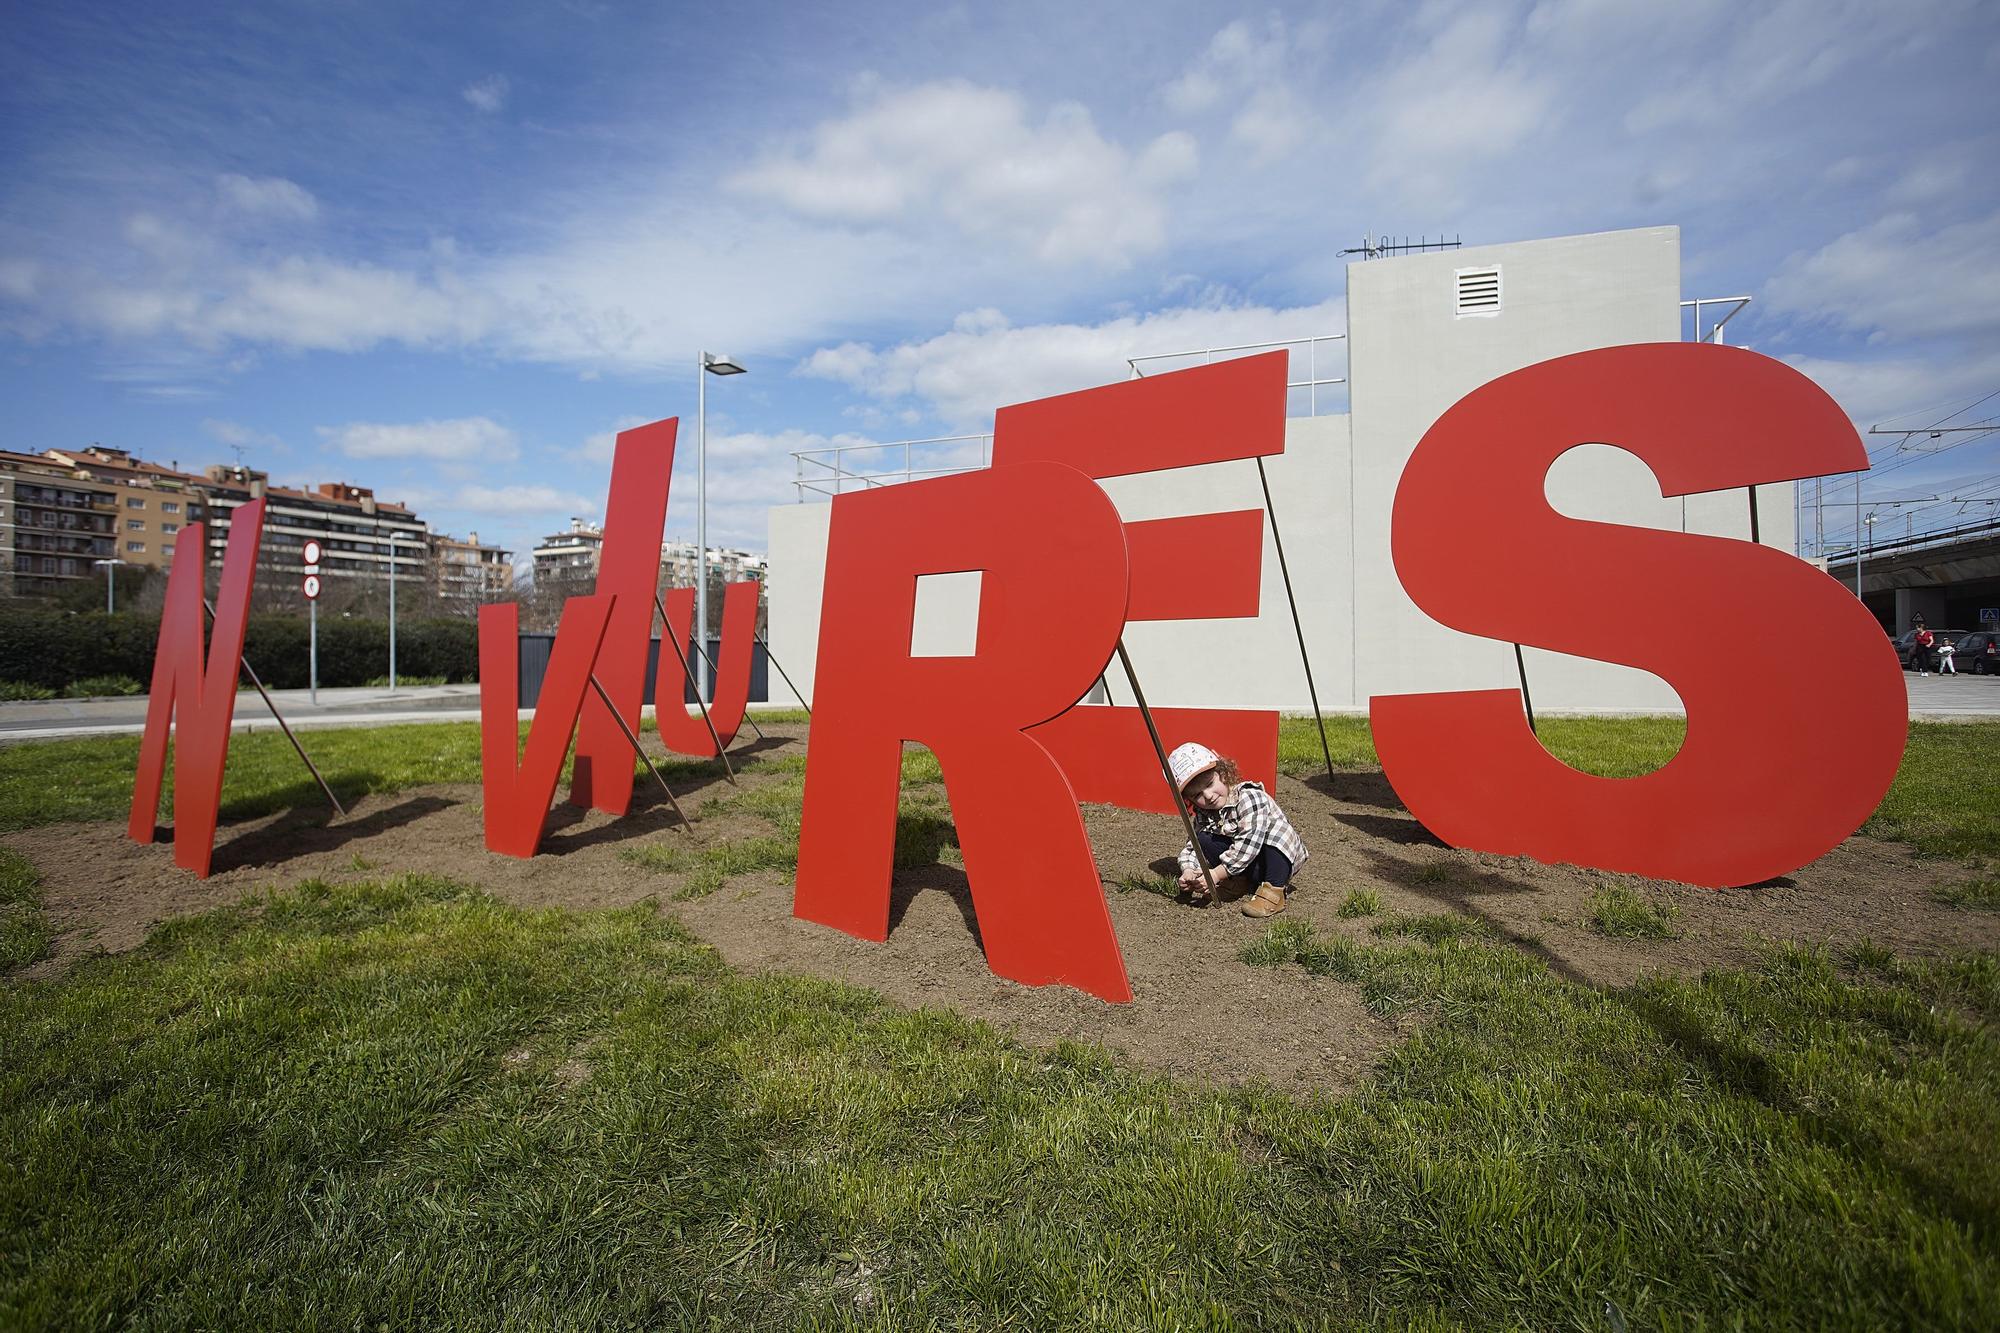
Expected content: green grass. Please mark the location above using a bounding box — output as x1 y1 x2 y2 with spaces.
6 716 1994 865
0 850 50 971
0 720 757 833
1336 886 1381 918
1866 721 2000 859
1113 871 1179 898
0 681 57 702
6 877 1996 1328
363 673 448 687
1934 878 2000 911
60 674 143 698
1586 883 1683 939
1276 713 1693 779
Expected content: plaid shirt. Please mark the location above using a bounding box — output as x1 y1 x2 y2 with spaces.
1178 781 1310 878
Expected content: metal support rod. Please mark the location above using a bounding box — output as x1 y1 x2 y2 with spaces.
1256 457 1335 784
1855 474 1864 598
686 631 767 741
1514 643 1538 735
1096 672 1116 707
752 625 810 717
587 673 690 832
1116 641 1216 898
1747 485 1760 545
652 592 737 783
203 598 345 818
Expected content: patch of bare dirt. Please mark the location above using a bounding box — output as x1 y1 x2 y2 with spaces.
7 727 1997 1095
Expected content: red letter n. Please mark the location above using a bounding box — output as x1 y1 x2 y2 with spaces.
127 499 267 877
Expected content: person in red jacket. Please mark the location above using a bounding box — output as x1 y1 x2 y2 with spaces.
1910 619 1935 674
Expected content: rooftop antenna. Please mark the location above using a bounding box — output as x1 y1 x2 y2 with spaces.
1340 232 1464 260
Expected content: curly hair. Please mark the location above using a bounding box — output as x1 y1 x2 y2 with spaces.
1181 753 1241 803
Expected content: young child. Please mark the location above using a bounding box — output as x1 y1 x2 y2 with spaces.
1168 742 1309 917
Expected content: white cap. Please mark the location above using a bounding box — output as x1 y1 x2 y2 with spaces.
1168 742 1220 793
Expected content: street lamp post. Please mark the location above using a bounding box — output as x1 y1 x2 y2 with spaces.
1858 511 1879 608
698 350 747 702
93 557 129 613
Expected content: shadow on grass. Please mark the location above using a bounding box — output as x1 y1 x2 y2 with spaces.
1353 845 1592 987
1614 983 1993 1242
206 793 455 874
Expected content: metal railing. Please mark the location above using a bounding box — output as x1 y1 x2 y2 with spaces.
1682 296 1751 344
793 434 993 500
1821 516 2000 567
1128 334 1348 416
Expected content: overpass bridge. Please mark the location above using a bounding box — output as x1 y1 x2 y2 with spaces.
1823 518 2000 633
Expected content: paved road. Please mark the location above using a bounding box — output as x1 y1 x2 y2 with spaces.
4 673 1995 742
1902 668 2000 717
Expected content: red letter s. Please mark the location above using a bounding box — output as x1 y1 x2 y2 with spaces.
1371 344 1904 888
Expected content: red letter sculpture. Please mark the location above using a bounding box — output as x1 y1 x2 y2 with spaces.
478 594 617 857
1370 343 1906 888
128 500 266 877
793 462 1135 1001
569 418 678 816
995 353 1285 811
653 581 761 756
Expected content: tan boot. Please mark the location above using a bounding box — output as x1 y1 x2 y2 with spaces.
1241 885 1286 918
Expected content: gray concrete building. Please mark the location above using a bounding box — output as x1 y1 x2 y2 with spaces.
763 226 1800 715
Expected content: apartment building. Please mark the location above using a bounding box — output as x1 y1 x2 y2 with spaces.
200 467 430 591
432 530 514 603
46 446 210 569
0 449 119 596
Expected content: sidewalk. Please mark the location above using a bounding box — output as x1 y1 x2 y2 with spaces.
0 684 806 742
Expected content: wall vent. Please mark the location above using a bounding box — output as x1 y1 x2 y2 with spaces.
1455 266 1502 316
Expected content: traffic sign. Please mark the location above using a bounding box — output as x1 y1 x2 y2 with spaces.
303 573 321 600
302 539 323 566
1982 607 1998 623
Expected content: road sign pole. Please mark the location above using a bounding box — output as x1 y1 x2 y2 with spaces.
303 539 324 702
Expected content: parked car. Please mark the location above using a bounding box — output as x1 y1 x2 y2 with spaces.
1892 628 1975 671
1951 630 2000 674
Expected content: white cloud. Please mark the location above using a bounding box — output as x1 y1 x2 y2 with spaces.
462 74 510 113
215 173 319 222
1364 11 1554 173
1766 211 2000 344
1165 17 1319 164
728 79 1197 266
799 296 1347 426
451 482 597 516
319 416 519 462
1782 350 2000 431
201 418 287 453
570 414 654 464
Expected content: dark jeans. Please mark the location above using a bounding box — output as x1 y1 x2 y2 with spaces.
1195 830 1294 888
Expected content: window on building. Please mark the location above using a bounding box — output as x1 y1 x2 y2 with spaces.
126 541 146 553
163 545 175 558
162 522 178 533
126 519 144 531
188 505 203 517
127 497 146 509
162 502 180 514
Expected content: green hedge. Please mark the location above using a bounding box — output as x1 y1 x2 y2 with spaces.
0 610 478 692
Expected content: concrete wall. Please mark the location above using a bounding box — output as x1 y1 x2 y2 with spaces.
764 226 1799 715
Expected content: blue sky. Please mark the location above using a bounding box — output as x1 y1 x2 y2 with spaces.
3 0 1996 563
